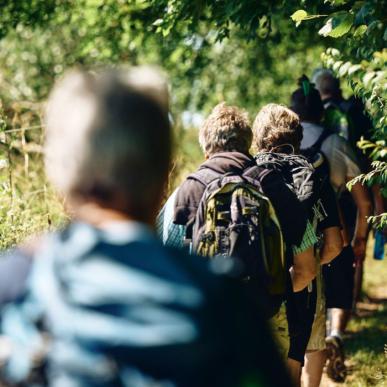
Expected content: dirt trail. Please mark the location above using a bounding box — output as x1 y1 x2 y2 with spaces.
319 255 387 387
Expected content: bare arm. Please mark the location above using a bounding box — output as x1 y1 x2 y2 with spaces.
348 180 372 260
320 226 343 264
372 184 385 218
290 246 317 292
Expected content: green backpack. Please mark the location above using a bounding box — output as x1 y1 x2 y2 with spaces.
190 166 286 297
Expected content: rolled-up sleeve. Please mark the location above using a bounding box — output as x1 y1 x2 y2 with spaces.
156 189 186 249
292 221 318 255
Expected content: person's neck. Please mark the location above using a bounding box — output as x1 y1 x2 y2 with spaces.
321 93 337 102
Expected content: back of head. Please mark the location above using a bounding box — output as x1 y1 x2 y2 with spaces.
312 68 341 99
290 75 324 123
198 102 252 156
45 67 171 221
252 103 303 153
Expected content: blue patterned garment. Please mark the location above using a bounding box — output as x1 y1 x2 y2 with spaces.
156 189 186 249
0 221 291 387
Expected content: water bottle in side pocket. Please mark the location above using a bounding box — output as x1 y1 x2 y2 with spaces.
373 230 385 260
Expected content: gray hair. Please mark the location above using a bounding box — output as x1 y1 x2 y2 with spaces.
44 67 171 215
312 68 340 97
198 102 252 156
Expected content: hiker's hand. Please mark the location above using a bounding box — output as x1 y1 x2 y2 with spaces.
352 236 366 263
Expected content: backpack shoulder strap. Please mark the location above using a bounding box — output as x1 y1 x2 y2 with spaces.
242 165 270 186
313 128 333 151
187 168 220 187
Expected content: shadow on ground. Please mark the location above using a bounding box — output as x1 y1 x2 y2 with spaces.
321 296 387 386
346 297 387 354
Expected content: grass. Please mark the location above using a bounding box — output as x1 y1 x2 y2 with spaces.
322 239 387 387
0 104 66 249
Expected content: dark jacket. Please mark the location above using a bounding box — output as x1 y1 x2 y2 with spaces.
0 222 291 387
174 152 308 248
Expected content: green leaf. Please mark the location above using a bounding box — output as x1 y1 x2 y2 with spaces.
353 25 368 37
319 13 354 38
290 10 326 26
291 10 308 26
333 60 343 71
319 18 333 37
339 61 351 76
325 0 349 5
348 64 362 75
152 18 164 26
363 71 376 86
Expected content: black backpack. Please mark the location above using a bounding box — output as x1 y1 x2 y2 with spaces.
255 151 331 236
187 166 286 298
255 152 316 209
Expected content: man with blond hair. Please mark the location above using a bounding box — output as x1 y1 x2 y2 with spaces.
0 69 291 386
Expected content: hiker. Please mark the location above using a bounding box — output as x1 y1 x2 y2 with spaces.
252 103 343 387
0 68 290 386
311 70 373 382
314 71 385 304
158 102 320 384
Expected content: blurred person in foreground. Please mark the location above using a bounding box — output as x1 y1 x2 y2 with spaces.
252 104 343 387
0 67 291 387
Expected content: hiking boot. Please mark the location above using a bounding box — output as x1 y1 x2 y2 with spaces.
325 335 347 383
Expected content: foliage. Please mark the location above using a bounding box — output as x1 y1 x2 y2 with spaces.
0 0 385 244
0 0 66 39
0 104 65 248
293 0 387 228
0 1 326 245
0 1 325 117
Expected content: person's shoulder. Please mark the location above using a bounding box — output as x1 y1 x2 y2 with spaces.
321 131 342 148
326 133 353 153
178 175 202 195
174 167 212 225
176 163 212 199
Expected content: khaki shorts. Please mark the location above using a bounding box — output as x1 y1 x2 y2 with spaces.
269 302 289 359
307 263 327 351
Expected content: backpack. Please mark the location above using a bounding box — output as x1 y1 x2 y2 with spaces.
255 153 316 209
188 166 286 297
300 129 334 231
301 127 333 184
255 151 331 237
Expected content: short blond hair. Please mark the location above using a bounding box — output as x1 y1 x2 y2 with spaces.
44 67 171 215
252 103 303 153
198 102 252 155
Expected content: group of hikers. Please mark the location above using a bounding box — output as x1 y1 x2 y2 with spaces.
0 65 382 387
